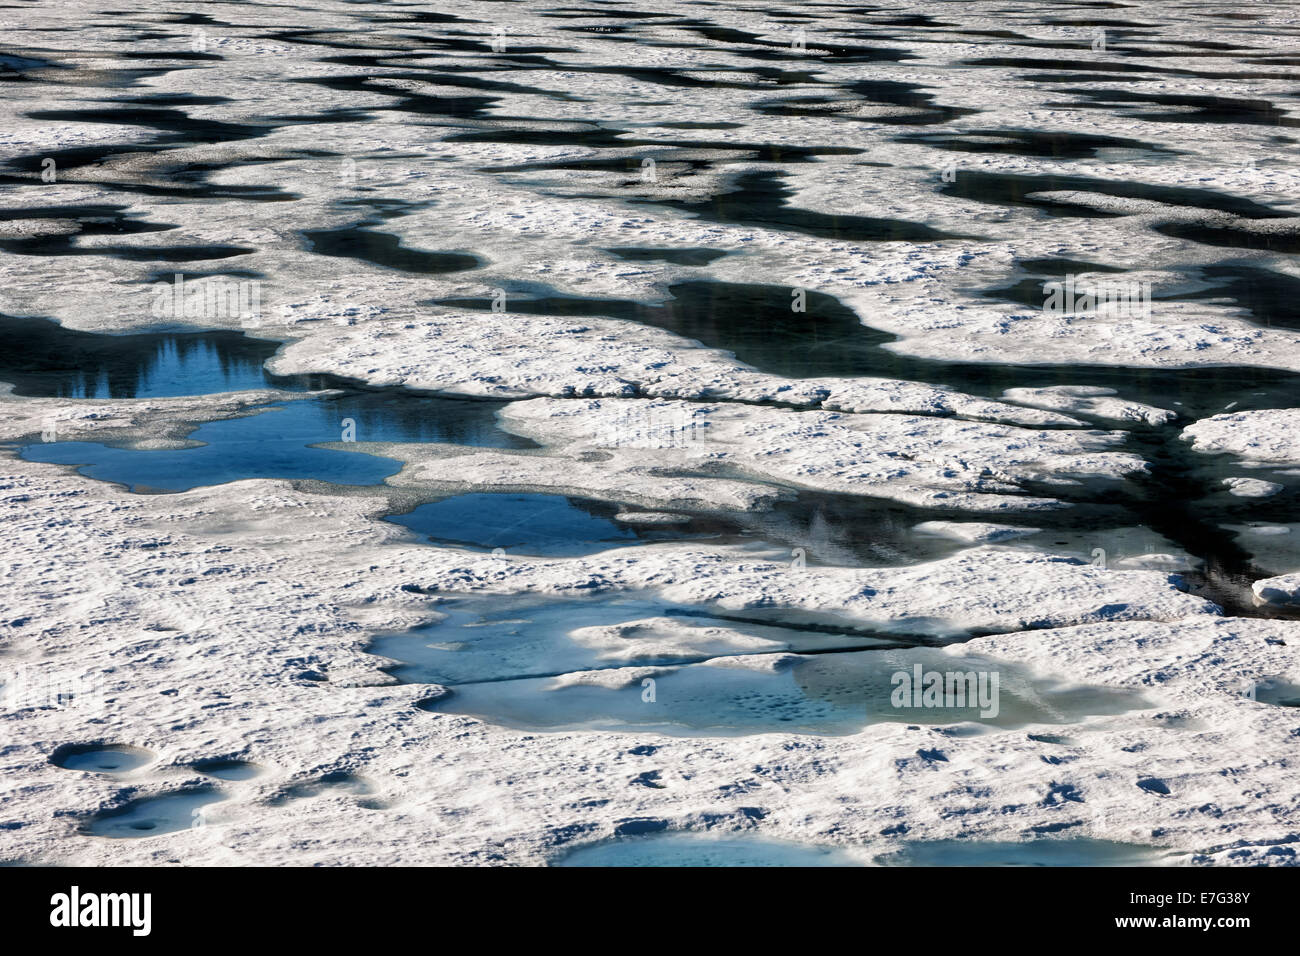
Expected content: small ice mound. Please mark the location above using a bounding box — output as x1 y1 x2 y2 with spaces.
51 743 154 774
1222 477 1283 498
549 666 675 691
1001 386 1176 427
553 833 865 867
82 787 224 839
913 520 1039 544
613 511 692 525
190 758 262 781
1252 573 1300 607
1115 553 1196 571
1183 408 1300 464
570 618 790 663
699 652 804 674
874 838 1172 867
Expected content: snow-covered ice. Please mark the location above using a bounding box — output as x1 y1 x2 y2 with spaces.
3 0 1300 869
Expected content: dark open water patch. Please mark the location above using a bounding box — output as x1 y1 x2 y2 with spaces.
604 246 730 266
265 771 377 808
432 278 895 377
388 483 986 570
488 142 860 175
387 493 642 556
1017 258 1128 276
431 276 1300 617
113 50 223 63
538 6 677 19
1152 222 1300 256
895 128 1170 159
25 106 261 145
19 391 527 493
291 70 499 120
1157 264 1300 330
4 237 251 262
635 169 970 242
938 170 1291 220
749 491 1024 568
1051 88 1300 127
0 202 173 258
980 261 1300 332
0 314 286 398
962 56 1163 76
756 78 976 125
0 154 298 202
0 53 68 77
2 86 376 201
430 277 1300 419
967 56 1298 83
677 21 914 63
302 224 479 274
386 9 473 25
323 63 586 102
1019 72 1164 84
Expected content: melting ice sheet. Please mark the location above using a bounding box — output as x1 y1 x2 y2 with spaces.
370 592 901 685
423 650 1147 736
21 404 401 491
381 594 1148 735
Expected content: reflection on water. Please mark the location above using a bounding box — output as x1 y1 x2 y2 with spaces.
386 493 744 557
387 493 641 556
21 392 528 492
0 313 284 398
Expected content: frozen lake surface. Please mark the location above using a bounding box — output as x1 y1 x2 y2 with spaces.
2 0 1300 868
